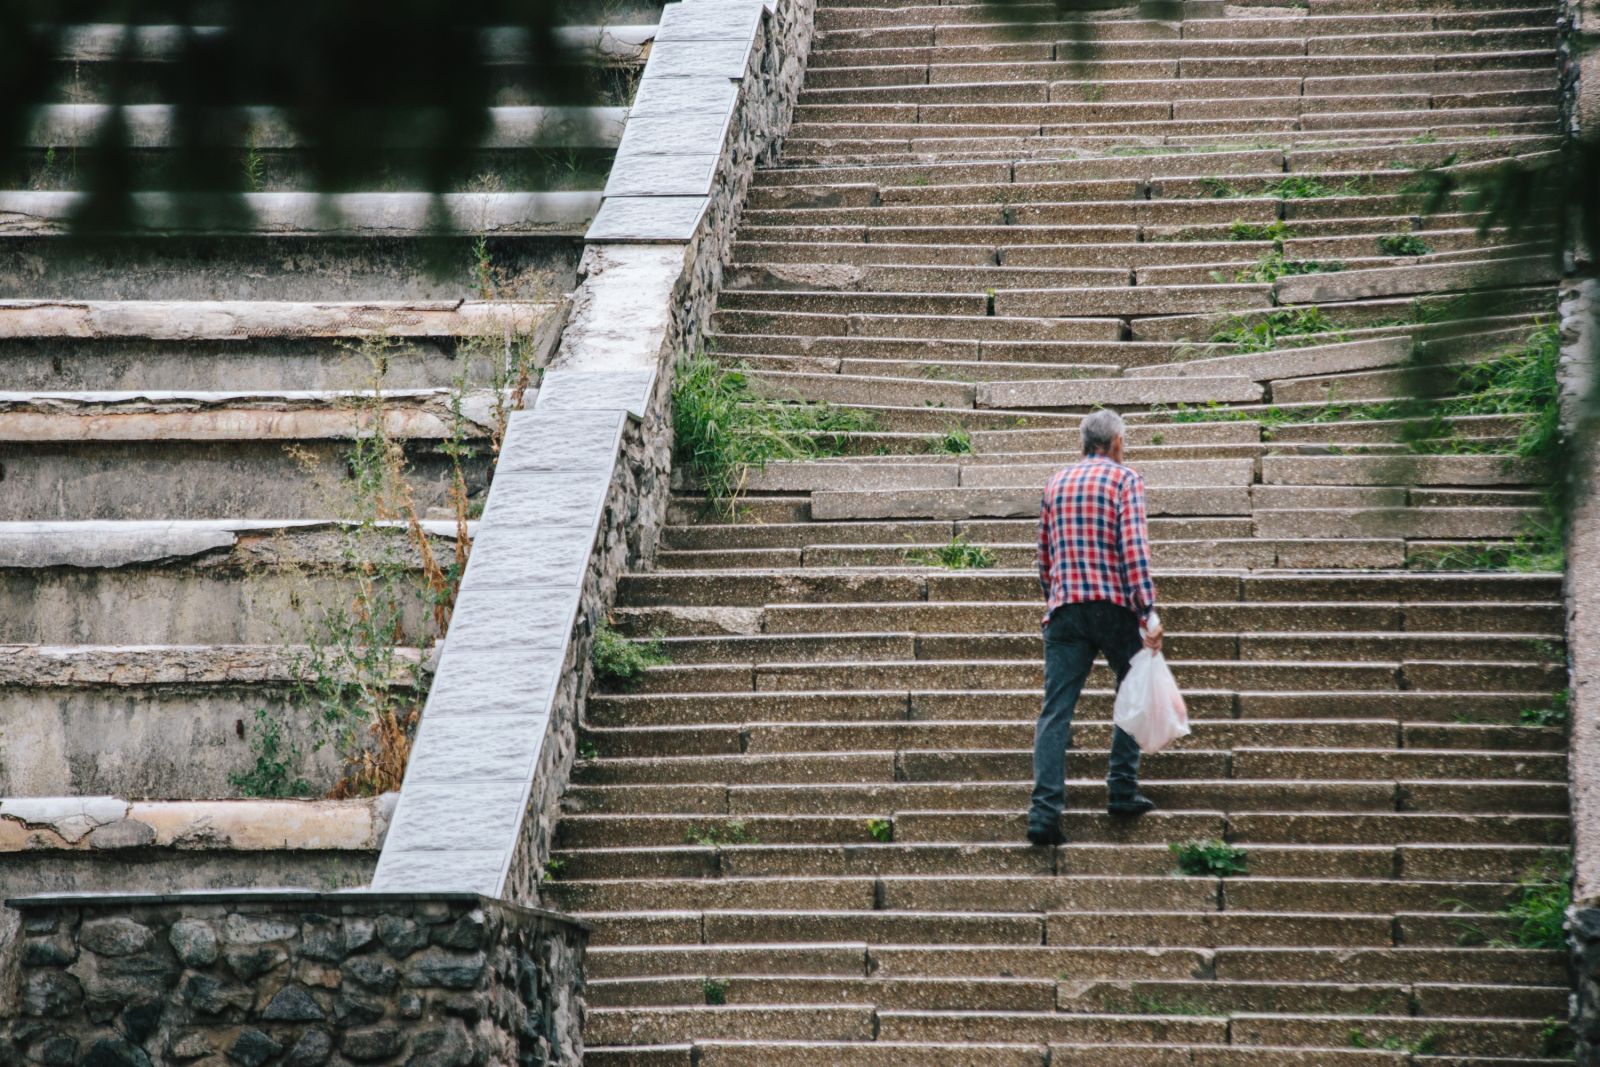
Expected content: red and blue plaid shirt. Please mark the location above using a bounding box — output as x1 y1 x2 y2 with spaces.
1037 455 1157 624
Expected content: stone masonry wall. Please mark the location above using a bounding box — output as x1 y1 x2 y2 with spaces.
0 892 586 1067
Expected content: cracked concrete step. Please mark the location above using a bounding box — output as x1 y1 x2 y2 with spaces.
0 298 563 390
0 394 495 519
0 522 451 642
0 794 385 893
0 643 424 797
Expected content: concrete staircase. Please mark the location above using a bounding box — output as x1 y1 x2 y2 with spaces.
552 0 1575 1062
0 12 656 894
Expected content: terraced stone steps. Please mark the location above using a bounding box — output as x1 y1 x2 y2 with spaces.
1 11 628 898
563 0 1570 1057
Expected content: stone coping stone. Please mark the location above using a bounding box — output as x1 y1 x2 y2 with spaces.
0 298 557 340
4 887 590 929
55 22 658 61
588 195 713 241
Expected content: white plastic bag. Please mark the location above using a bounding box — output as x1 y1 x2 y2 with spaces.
1113 615 1190 753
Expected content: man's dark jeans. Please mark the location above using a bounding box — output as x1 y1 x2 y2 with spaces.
1029 599 1144 832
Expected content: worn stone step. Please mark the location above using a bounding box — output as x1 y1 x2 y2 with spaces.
586 1005 877 1045
0 522 448 642
0 298 561 391
0 795 384 893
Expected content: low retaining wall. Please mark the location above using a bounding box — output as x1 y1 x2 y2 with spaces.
0 891 586 1067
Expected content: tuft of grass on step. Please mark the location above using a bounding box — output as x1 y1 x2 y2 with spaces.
685 820 758 848
673 354 878 515
1170 839 1248 877
1230 251 1345 284
1495 851 1571 950
540 857 566 883
866 817 894 843
1226 219 1293 243
702 978 729 1006
1198 177 1243 198
929 427 974 455
1264 174 1366 199
907 535 996 570
1540 1016 1577 1058
1376 232 1432 256
1520 689 1570 728
1410 535 1564 573
592 621 670 688
1208 307 1344 352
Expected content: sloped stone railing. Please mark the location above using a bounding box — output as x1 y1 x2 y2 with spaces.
371 0 816 901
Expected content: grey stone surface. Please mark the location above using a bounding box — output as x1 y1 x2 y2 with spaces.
436 586 582 649
457 526 595 591
1 896 586 1066
403 716 548 785
604 153 721 197
380 781 530 856
535 370 657 416
620 111 737 156
423 650 562 718
497 408 626 472
480 471 610 529
641 38 755 79
586 195 710 242
656 1 765 42
630 78 740 117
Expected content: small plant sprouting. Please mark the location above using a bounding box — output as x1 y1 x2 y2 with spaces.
1539 1016 1576 1057
540 857 567 883
1198 177 1242 199
242 134 266 193
931 427 974 455
592 622 671 687
229 708 312 798
577 739 599 761
1209 308 1343 352
1376 232 1432 256
907 535 996 570
1520 689 1570 728
702 978 729 1006
1226 219 1293 243
685 820 758 847
1171 839 1248 877
1498 851 1571 950
1232 252 1345 284
866 817 894 843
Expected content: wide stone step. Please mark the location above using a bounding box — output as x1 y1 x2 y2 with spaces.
0 795 384 893
0 393 494 519
0 522 447 642
0 298 562 391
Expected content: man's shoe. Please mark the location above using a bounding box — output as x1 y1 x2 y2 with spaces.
1026 824 1067 846
1107 791 1156 817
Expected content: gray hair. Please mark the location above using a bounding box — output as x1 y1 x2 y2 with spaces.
1079 407 1126 456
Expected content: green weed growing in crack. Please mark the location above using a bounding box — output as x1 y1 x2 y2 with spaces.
1520 689 1570 728
229 708 312 798
907 535 996 570
540 857 567 883
673 354 877 516
1207 308 1343 351
1171 839 1248 877
1495 851 1571 950
702 978 729 1005
1227 251 1345 284
1349 1028 1442 1054
929 427 974 455
866 817 894 843
1539 1016 1576 1057
1226 219 1292 243
242 133 266 193
1376 232 1431 256
592 621 671 687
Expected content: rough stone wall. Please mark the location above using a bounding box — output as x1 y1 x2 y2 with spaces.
0 892 585 1067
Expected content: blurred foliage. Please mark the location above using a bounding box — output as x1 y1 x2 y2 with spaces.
0 0 598 231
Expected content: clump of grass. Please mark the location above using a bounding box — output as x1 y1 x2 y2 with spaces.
540 857 566 883
592 621 670 687
1264 174 1365 199
1171 839 1248 877
1376 232 1431 256
1208 307 1344 352
1198 177 1242 198
1539 1016 1576 1057
685 820 758 847
1230 251 1345 284
673 355 877 515
1226 219 1293 243
930 427 974 454
1411 536 1564 573
1497 852 1571 950
866 817 894 843
1520 689 1570 728
702 978 729 1006
907 535 996 569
